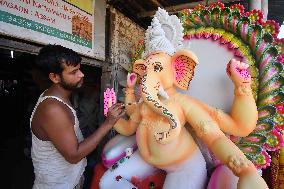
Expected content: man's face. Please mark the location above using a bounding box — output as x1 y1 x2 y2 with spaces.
59 63 84 91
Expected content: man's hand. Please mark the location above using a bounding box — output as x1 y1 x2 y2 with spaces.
105 103 125 125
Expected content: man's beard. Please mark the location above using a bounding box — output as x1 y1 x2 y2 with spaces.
60 77 83 91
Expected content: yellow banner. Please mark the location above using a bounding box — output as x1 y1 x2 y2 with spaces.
64 0 94 15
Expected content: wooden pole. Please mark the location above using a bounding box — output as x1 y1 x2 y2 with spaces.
261 0 268 21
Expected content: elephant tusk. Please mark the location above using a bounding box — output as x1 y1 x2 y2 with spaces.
158 86 169 99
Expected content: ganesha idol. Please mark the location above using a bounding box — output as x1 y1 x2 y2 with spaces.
99 8 269 189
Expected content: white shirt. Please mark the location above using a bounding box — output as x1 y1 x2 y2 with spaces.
30 94 87 189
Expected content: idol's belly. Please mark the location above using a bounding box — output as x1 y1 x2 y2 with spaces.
136 125 198 168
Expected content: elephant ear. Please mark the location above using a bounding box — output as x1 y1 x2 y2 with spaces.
133 59 147 77
172 50 198 90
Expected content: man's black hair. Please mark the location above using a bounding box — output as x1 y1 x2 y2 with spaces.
36 44 82 76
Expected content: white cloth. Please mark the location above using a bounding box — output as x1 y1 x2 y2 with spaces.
162 148 207 189
99 150 156 189
30 93 87 189
100 147 207 189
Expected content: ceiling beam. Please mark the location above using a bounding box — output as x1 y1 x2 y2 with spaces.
158 0 170 6
107 0 119 5
126 0 146 13
150 0 164 8
137 0 239 18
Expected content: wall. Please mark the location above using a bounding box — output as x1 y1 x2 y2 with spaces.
93 0 106 60
181 39 235 113
268 0 284 25
109 7 145 102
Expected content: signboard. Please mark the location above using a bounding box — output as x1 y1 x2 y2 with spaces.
0 0 96 57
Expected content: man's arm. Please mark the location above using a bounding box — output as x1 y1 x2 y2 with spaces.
40 101 125 164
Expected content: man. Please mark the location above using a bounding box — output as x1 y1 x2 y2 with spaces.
30 45 125 189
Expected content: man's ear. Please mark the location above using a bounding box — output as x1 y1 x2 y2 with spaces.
48 73 61 84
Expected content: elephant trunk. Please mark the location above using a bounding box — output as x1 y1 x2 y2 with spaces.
141 73 181 144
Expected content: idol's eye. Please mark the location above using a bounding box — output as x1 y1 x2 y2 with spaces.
153 62 163 72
